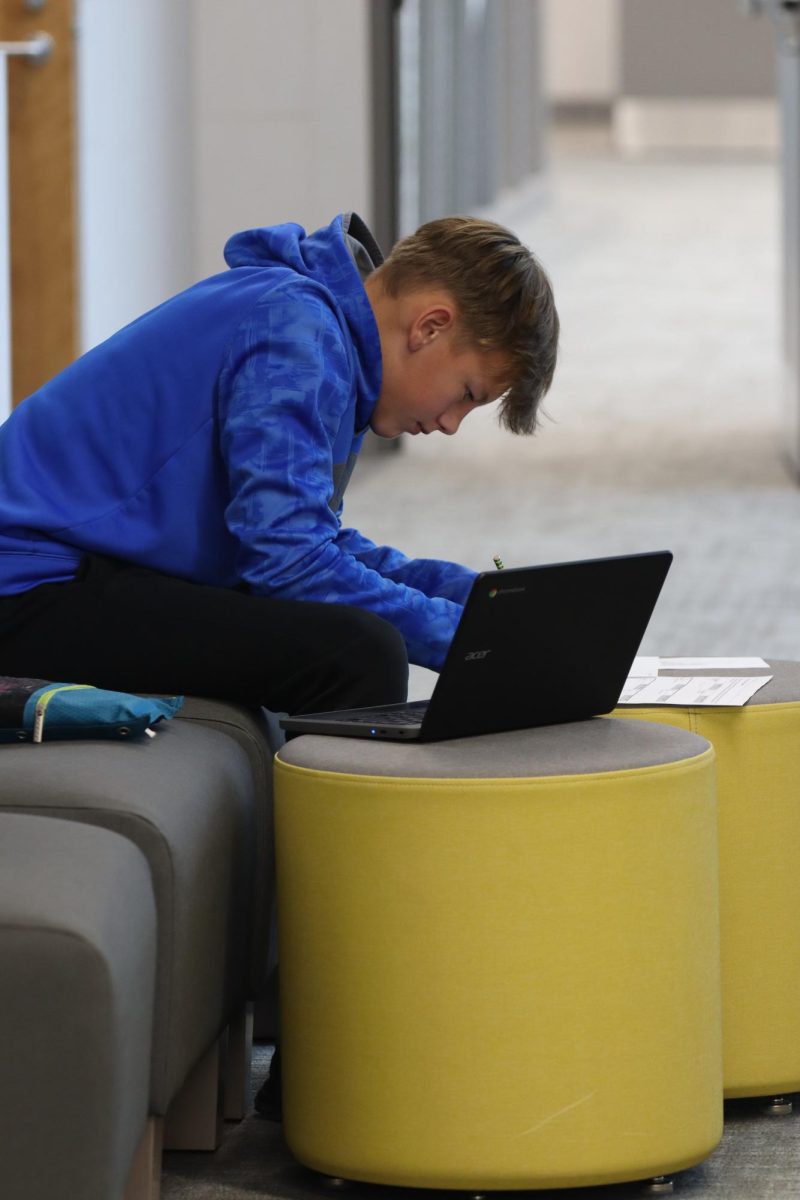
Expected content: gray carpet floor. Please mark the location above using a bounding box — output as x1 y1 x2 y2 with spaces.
161 129 800 1197
160 1046 800 1200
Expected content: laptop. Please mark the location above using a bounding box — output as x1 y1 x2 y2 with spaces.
280 550 672 743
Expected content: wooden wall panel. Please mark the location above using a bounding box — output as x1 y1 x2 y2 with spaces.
2 0 77 406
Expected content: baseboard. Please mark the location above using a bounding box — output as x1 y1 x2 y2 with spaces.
613 98 779 152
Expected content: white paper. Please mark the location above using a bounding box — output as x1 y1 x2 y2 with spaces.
658 657 769 671
618 675 773 707
629 656 660 677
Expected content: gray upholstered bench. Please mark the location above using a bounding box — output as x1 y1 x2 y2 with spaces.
177 699 283 1044
0 813 156 1200
176 698 280 998
0 711 268 1194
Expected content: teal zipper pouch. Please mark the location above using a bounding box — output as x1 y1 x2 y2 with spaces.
0 676 184 744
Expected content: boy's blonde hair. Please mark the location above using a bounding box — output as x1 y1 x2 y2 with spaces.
377 216 559 434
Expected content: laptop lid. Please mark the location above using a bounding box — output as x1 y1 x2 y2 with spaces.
417 550 672 740
281 551 672 742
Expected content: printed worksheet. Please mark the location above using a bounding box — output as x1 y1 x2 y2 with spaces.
618 675 773 707
629 656 660 677
658 657 769 671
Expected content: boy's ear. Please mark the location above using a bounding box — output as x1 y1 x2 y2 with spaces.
409 303 456 352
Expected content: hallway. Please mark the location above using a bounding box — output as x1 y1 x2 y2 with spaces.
162 134 800 1199
346 132 798 699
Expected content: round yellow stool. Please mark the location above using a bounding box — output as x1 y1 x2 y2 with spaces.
274 718 721 1191
614 659 800 1101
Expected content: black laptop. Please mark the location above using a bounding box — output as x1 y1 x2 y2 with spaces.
280 550 672 743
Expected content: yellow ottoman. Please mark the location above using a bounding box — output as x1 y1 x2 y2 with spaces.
274 719 721 1191
615 658 800 1102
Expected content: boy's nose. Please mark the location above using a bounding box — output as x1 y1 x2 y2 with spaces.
437 407 464 435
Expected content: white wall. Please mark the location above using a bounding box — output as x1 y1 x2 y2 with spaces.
543 0 620 105
191 0 373 278
0 57 11 420
76 0 194 351
77 0 373 343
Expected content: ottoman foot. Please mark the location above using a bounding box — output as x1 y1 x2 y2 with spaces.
763 1095 793 1115
644 1178 674 1195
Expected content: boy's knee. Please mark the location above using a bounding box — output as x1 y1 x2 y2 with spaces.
336 606 408 706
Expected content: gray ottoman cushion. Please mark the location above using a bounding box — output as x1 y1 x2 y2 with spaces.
0 813 155 1200
0 721 255 1112
278 716 711 777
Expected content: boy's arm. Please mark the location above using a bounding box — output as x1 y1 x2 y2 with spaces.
218 289 462 670
335 525 477 604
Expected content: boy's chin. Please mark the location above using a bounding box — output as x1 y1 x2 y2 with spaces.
369 421 402 440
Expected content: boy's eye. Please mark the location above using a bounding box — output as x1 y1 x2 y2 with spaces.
464 388 475 404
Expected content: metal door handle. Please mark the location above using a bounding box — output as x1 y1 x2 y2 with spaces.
0 32 53 65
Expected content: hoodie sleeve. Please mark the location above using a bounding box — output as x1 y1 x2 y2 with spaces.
217 286 463 670
335 525 477 604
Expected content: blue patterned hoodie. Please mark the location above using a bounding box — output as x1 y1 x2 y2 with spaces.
0 213 475 669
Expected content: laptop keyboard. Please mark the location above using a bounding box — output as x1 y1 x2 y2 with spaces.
341 701 429 726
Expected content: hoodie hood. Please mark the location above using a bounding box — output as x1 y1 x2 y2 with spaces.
224 212 383 275
223 212 384 429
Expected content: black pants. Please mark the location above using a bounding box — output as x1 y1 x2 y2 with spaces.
0 554 409 713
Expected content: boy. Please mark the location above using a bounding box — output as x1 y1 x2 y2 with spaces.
0 211 558 1118
0 212 559 710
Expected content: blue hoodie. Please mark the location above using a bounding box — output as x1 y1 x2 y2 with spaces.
0 213 476 669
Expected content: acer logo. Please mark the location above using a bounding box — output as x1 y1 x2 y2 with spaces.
464 650 491 661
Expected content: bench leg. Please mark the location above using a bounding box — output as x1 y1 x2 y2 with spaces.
163 1036 225 1151
224 1002 254 1121
124 1117 163 1200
